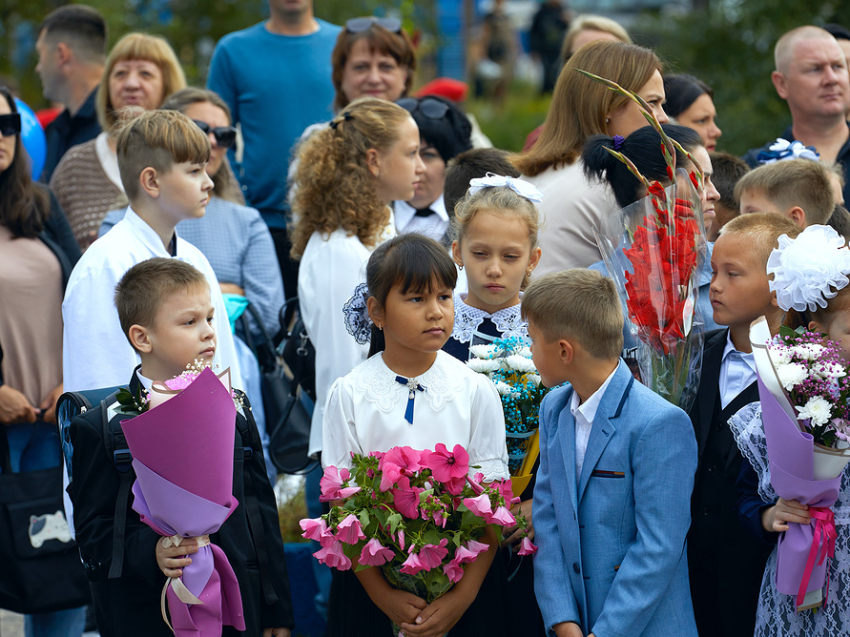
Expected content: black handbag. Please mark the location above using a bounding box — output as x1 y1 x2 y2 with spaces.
281 307 317 403
240 300 318 475
0 443 91 613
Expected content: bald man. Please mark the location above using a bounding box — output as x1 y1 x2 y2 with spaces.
743 25 850 204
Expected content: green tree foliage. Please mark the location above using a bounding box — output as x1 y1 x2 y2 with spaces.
635 0 850 155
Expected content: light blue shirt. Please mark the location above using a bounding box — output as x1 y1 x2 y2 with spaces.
718 332 757 409
569 365 618 477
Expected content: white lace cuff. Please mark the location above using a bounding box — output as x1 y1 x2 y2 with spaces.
470 457 510 482
729 402 777 502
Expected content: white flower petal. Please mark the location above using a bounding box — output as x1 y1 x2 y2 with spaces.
504 354 537 374
775 362 809 391
467 358 501 373
469 344 499 360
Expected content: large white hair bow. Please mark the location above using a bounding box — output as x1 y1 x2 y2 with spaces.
467 173 543 204
767 225 850 312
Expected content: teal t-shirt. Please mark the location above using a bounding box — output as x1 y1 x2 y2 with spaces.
208 19 341 226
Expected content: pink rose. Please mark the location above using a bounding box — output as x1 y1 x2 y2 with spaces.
299 517 334 547
313 541 351 570
443 558 465 583
517 536 538 556
335 514 366 545
462 493 493 518
421 443 470 484
359 538 395 567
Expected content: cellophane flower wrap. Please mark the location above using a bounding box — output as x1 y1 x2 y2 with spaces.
596 177 707 412
580 69 708 412
300 446 535 619
751 318 850 612
119 365 245 636
465 337 548 495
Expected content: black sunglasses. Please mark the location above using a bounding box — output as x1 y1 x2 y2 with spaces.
192 120 237 149
397 97 450 120
0 113 21 137
345 17 402 34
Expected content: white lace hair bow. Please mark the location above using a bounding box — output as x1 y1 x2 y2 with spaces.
767 225 850 312
467 173 543 204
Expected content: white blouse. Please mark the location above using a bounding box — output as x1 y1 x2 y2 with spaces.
322 350 509 481
299 222 395 457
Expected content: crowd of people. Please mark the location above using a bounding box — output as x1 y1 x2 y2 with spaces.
2 1 850 637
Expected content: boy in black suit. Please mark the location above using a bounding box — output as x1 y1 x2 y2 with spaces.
67 258 293 636
687 212 801 636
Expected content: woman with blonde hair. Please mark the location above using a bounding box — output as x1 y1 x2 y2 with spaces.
289 96 424 460
50 32 186 250
514 40 668 276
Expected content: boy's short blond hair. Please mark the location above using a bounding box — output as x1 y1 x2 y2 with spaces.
719 212 802 269
522 269 623 360
114 258 208 351
115 109 210 201
734 159 834 225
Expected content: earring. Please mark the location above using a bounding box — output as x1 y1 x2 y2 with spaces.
376 324 383 331
606 117 610 123
458 264 464 271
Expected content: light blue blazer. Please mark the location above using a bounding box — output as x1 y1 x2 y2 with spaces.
533 360 699 637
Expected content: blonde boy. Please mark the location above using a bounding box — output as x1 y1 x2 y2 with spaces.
735 158 834 227
523 269 698 637
62 109 241 393
687 212 801 636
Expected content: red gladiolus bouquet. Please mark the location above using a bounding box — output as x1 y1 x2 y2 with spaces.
583 70 708 412
300 445 534 627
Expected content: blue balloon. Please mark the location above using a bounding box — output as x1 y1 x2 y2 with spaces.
14 98 47 180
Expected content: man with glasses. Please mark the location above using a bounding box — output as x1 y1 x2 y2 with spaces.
35 4 106 182
207 0 341 303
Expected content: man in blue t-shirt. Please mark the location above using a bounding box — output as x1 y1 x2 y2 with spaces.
208 0 341 303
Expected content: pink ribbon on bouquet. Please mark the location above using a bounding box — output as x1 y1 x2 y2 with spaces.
796 507 837 608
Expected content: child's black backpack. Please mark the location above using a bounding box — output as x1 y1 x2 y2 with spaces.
56 388 280 603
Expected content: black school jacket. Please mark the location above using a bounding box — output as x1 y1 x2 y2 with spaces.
686 328 771 637
68 372 293 636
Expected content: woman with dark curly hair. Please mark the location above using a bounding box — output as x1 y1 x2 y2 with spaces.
289 97 424 460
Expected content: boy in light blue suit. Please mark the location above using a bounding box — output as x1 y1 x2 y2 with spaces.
523 269 699 637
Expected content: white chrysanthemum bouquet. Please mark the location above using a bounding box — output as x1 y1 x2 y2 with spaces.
768 327 850 448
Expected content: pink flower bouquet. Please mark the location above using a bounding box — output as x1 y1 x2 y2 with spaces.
300 444 535 624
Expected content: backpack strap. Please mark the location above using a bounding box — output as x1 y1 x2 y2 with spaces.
234 391 278 605
97 393 135 580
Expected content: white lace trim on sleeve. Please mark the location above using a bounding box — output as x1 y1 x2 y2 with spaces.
729 402 777 502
